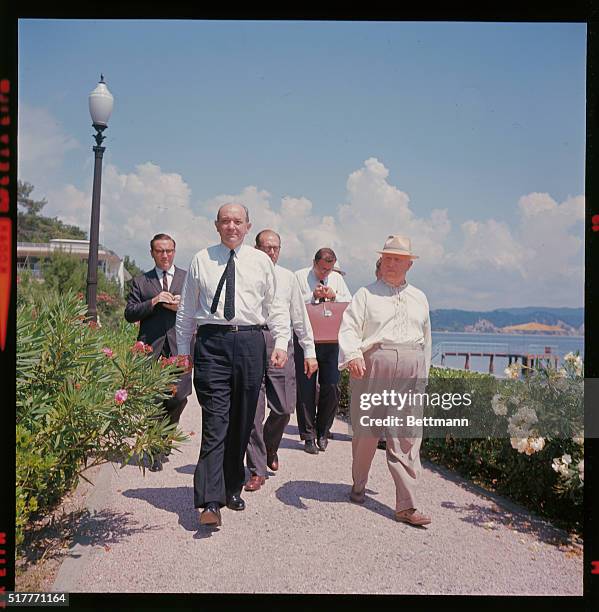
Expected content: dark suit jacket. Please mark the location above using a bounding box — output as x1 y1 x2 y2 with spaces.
124 266 190 357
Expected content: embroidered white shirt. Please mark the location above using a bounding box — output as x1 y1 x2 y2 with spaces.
338 279 431 375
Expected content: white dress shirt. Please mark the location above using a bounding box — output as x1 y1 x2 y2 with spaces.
338 279 432 375
271 265 316 359
295 266 352 304
154 265 175 291
176 243 290 354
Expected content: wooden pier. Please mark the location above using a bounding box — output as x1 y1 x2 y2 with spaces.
435 342 560 374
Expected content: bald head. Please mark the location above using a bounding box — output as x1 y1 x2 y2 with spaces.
255 229 281 264
216 203 250 223
214 203 252 249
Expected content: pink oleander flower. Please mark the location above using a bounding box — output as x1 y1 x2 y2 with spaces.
132 341 152 354
132 341 145 353
102 347 114 358
114 389 128 405
177 355 191 370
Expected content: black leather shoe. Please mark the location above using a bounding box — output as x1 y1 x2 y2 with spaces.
149 454 163 472
317 436 328 452
226 494 246 511
199 503 222 526
304 439 319 454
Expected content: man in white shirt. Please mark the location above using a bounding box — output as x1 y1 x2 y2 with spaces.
295 248 352 454
338 235 432 526
176 204 290 527
244 230 318 492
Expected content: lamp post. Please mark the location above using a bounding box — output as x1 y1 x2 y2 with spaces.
86 74 114 322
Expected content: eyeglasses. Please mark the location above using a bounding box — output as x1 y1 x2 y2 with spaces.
153 249 175 255
259 246 280 252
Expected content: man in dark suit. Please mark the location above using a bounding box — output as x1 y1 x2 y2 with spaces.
125 233 193 471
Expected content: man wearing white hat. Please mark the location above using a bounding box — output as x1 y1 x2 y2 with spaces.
338 235 432 526
295 248 352 454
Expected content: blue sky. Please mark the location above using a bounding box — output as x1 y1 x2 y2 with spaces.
18 20 586 309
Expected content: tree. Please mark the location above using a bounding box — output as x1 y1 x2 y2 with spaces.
17 180 87 242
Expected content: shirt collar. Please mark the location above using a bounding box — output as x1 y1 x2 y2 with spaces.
381 279 408 293
218 242 243 257
155 265 175 278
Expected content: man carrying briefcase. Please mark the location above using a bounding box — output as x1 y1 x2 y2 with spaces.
294 248 352 454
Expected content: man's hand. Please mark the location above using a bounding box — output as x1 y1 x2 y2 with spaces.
348 357 366 379
304 358 318 378
313 285 326 301
271 348 288 368
152 291 176 307
322 286 336 300
162 295 181 311
313 285 335 301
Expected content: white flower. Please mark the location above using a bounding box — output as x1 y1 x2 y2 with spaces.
563 352 583 375
528 437 545 453
511 438 530 453
491 393 507 416
578 459 584 482
504 363 521 379
561 453 572 465
551 456 571 477
572 436 584 446
507 407 538 437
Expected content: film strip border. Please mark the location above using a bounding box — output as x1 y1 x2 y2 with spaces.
0 78 8 352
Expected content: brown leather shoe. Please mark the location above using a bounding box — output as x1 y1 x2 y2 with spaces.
266 449 279 471
394 508 431 526
199 503 222 527
244 474 266 492
349 486 365 504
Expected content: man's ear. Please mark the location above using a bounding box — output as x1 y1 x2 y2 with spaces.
408 260 413 270
246 222 252 232
214 220 219 231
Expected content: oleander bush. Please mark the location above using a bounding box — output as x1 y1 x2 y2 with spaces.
16 290 189 549
338 362 584 532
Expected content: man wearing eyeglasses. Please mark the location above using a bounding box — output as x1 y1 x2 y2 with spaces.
243 230 318 492
125 233 194 471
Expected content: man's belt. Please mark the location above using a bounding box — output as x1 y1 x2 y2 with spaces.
198 323 268 333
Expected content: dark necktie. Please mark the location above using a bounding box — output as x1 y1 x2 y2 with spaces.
210 249 236 320
318 279 325 303
162 270 168 292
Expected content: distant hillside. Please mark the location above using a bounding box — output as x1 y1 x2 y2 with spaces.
431 307 584 333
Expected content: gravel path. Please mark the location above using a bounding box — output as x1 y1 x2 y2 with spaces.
53 392 582 595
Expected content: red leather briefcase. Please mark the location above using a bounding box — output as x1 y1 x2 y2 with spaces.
305 301 349 344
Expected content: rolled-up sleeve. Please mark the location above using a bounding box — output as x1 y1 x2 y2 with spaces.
338 287 367 370
176 256 200 355
290 275 316 359
265 261 291 351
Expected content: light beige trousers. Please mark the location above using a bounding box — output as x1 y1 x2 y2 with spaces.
350 344 425 512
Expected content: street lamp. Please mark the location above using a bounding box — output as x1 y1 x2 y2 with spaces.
86 74 114 322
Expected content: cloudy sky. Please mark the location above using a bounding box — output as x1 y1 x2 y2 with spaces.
18 20 586 310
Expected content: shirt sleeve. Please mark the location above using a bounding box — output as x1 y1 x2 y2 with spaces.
334 275 352 302
290 275 316 359
176 256 200 355
338 287 367 370
265 260 291 351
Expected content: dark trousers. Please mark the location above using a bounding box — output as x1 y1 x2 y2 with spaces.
246 331 296 477
294 334 340 441
193 327 266 508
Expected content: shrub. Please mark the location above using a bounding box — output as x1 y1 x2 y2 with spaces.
337 364 583 531
16 290 189 548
